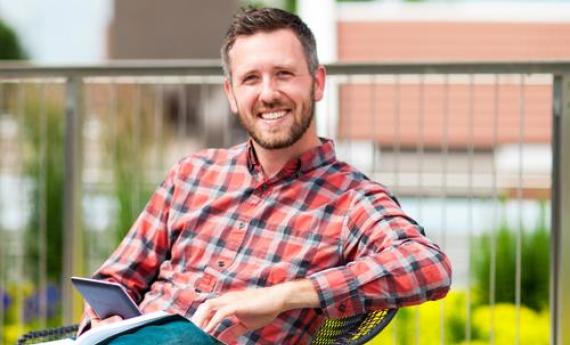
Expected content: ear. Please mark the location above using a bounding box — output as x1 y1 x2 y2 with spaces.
224 78 238 113
312 65 326 102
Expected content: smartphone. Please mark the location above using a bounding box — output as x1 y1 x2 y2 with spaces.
71 276 142 319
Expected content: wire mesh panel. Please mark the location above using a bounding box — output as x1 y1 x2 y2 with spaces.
0 62 564 344
0 78 68 343
328 70 552 345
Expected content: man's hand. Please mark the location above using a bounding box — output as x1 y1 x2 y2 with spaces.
91 315 124 328
84 303 123 330
190 279 319 336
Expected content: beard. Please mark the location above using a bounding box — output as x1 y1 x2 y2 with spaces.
238 86 316 150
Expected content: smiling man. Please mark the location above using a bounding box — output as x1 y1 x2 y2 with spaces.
80 7 452 345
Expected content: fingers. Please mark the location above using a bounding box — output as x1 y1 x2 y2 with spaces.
92 315 123 329
204 306 233 333
191 287 282 338
190 301 212 329
191 300 235 334
84 303 99 321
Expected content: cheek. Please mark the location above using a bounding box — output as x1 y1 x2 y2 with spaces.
281 82 313 102
234 90 256 112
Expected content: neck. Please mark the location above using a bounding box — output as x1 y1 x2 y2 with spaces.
252 125 321 178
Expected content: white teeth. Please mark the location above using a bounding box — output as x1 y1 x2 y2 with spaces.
260 111 287 120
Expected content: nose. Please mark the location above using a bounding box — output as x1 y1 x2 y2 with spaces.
259 76 280 103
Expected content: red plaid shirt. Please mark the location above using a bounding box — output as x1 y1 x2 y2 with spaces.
86 139 451 344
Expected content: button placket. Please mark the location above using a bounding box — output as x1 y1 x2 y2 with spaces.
227 221 247 250
196 272 216 293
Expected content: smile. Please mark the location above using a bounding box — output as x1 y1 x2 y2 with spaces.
259 110 289 121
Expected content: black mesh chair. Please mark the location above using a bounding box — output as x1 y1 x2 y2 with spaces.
312 309 398 345
17 324 79 344
17 309 397 345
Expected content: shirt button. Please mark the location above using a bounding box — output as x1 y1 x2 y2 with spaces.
261 184 268 191
238 222 245 229
338 304 346 313
218 261 225 268
195 288 202 293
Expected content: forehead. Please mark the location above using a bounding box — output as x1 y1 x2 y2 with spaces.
228 29 308 75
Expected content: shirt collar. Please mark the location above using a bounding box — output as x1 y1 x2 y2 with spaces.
245 138 337 177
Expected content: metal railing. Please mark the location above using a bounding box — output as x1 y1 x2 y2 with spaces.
0 60 568 344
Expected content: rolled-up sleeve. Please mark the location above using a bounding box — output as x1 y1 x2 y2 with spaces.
308 187 452 319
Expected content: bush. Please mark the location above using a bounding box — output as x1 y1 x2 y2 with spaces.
472 202 550 311
17 86 66 283
0 20 25 59
371 291 468 345
370 291 549 345
469 303 549 345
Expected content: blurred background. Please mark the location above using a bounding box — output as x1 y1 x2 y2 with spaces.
1 0 570 344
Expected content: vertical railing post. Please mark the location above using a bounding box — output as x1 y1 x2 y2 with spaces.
552 74 570 345
0 81 4 345
62 75 84 324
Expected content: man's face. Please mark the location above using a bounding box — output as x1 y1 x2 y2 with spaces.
224 29 325 150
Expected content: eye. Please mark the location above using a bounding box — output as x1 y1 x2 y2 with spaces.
276 70 293 79
241 74 259 85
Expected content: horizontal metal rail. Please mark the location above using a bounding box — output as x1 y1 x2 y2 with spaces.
2 60 570 77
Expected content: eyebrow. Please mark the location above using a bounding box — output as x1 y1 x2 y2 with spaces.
238 64 301 77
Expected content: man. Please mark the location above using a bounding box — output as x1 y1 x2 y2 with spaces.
81 7 451 344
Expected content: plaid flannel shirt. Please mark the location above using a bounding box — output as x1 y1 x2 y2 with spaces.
83 138 451 344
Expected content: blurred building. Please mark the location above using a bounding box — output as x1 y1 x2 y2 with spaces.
107 0 243 150
103 0 570 198
108 0 239 59
333 1 570 198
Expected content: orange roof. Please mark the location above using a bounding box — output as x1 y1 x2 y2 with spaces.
338 22 570 61
336 21 563 147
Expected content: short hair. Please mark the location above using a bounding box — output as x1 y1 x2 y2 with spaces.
221 7 319 79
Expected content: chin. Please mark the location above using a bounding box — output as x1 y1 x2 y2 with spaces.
255 136 297 150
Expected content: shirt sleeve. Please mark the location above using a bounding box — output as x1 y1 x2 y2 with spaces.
78 162 179 330
307 187 452 319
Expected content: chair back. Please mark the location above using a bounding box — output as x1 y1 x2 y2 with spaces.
311 309 398 345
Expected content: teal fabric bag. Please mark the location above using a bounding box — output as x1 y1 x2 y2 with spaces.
100 315 222 345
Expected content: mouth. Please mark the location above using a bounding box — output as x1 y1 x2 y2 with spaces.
258 109 290 121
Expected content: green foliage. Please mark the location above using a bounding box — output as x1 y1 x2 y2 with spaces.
469 304 549 345
244 0 376 13
371 291 549 345
243 1 267 9
18 87 66 283
112 147 154 243
0 20 25 60
472 203 550 311
371 292 466 345
242 0 296 12
371 202 551 344
101 85 160 243
284 0 297 12
2 283 62 344
472 223 516 306
520 205 550 311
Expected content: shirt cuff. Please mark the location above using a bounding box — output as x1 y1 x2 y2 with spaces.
308 267 366 319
